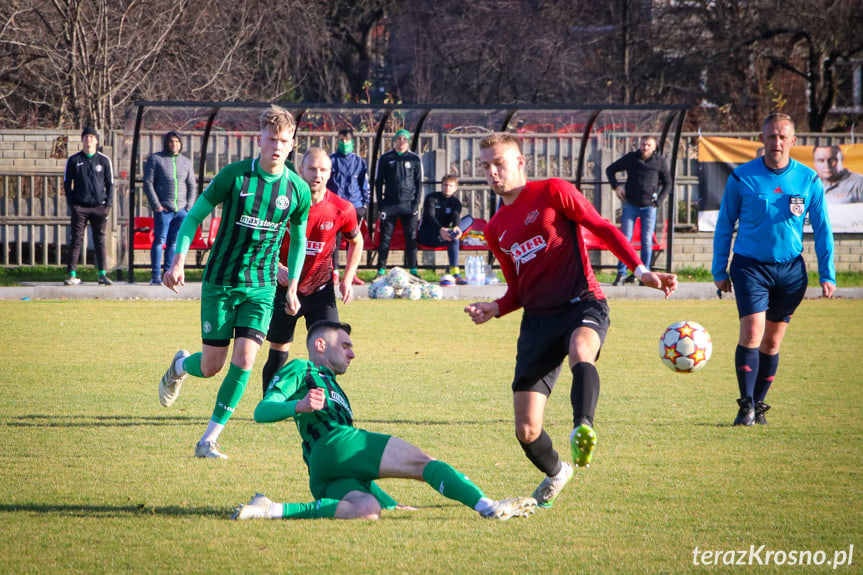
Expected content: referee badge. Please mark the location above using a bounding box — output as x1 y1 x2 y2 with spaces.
790 196 805 217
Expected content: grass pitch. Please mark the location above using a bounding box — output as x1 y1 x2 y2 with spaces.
0 296 860 574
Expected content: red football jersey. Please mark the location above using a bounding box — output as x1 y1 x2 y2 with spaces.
485 178 641 316
279 191 358 296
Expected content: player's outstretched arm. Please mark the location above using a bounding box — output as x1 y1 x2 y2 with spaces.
162 254 186 293
464 301 500 324
284 279 301 316
341 234 364 304
276 263 291 287
254 387 325 423
639 271 678 299
296 387 326 412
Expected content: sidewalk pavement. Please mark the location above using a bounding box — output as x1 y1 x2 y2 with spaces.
1 282 859 301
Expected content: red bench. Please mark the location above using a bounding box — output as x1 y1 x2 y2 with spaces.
581 218 667 268
133 216 220 267
345 218 492 270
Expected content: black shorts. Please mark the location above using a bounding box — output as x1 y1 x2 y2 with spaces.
729 254 808 323
512 298 610 396
266 282 340 344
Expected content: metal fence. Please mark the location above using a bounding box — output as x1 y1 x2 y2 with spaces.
1 130 856 269
0 173 83 266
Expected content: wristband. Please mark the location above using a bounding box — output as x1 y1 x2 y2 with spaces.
634 265 649 280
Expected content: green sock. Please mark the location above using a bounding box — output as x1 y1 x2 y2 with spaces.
69 271 77 277
211 363 250 425
99 270 107 276
283 499 340 519
183 352 204 378
409 268 418 276
422 460 484 509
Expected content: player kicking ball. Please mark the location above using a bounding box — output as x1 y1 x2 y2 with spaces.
465 133 677 509
232 320 536 521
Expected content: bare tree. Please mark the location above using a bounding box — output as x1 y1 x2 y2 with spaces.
650 0 863 131
0 0 195 129
766 0 863 131
391 0 607 105
322 0 400 102
1 0 861 131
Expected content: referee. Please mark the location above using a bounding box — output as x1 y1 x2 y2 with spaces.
713 113 835 426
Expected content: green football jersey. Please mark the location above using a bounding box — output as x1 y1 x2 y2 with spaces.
270 359 354 466
203 158 310 287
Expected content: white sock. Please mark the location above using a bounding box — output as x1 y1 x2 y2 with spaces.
269 502 283 518
474 497 495 513
554 462 571 478
174 357 187 375
200 420 224 445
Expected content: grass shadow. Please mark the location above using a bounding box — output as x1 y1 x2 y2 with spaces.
3 414 207 428
358 418 511 426
0 503 227 518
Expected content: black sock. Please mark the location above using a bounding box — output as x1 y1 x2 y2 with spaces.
571 362 600 428
518 429 561 477
734 345 759 401
262 349 290 396
754 352 779 402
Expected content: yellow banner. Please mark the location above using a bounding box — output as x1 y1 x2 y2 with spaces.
698 137 863 233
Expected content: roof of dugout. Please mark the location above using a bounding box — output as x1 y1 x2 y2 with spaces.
122 101 687 277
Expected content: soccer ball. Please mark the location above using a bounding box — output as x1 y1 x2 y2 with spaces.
368 279 394 299
367 279 384 299
659 321 712 373
375 284 395 299
387 267 411 289
422 284 443 300
406 284 423 300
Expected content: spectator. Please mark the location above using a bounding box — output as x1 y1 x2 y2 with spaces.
328 128 370 285
374 129 423 277
158 105 311 460
417 175 467 284
606 136 671 285
63 126 114 286
143 131 197 285
262 148 364 394
232 320 537 521
713 113 835 426
812 145 863 204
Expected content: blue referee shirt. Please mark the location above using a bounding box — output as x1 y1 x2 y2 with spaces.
712 157 835 284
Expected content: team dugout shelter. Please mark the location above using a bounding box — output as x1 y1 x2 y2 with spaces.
120 102 688 281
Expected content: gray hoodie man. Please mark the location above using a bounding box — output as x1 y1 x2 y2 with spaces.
143 131 197 212
143 131 197 283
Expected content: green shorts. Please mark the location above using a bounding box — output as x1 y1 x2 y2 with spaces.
200 282 276 345
307 427 392 503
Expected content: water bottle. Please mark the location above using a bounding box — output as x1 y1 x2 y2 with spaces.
474 257 486 286
465 256 477 285
484 264 497 285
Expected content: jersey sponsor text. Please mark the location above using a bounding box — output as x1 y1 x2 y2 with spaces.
509 235 547 264
239 214 281 231
328 389 353 419
306 240 325 255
